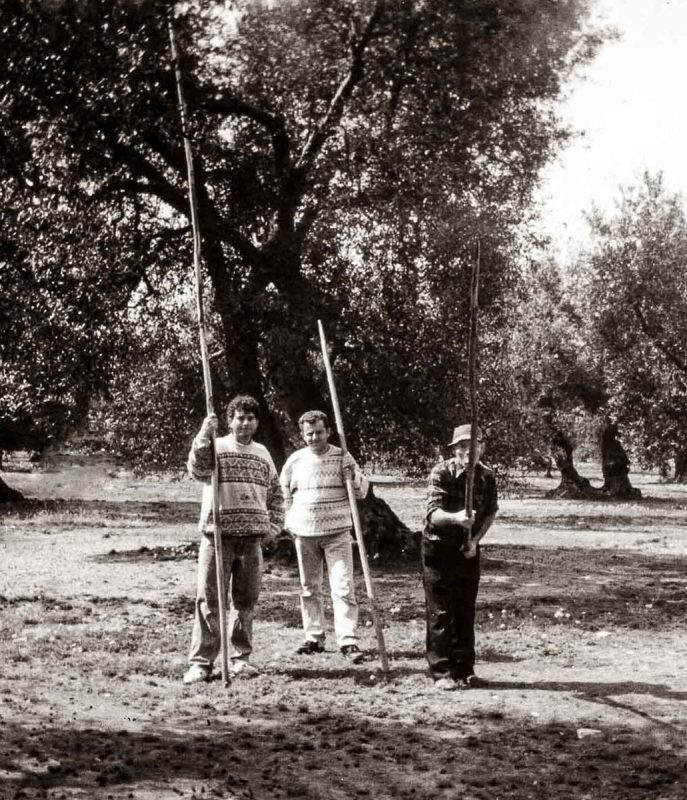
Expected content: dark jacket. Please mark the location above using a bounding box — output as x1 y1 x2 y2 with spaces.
424 460 499 545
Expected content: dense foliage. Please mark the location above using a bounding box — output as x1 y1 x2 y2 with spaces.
1 0 604 475
488 256 607 481
580 173 687 474
0 191 128 455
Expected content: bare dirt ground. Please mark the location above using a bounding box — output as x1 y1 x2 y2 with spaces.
1 458 686 799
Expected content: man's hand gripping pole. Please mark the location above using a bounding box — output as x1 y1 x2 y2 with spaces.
169 18 230 687
318 320 390 673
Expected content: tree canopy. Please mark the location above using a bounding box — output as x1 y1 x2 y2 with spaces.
581 172 687 476
1 0 604 476
0 187 129 455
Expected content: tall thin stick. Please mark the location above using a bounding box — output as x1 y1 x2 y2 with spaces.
465 238 481 518
169 19 230 687
317 320 390 673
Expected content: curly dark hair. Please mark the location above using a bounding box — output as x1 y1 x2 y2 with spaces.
226 394 260 421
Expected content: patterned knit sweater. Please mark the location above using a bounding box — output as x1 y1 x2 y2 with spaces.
280 445 368 537
188 433 284 538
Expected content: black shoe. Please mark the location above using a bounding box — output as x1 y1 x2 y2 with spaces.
458 673 487 689
296 640 325 655
340 644 364 664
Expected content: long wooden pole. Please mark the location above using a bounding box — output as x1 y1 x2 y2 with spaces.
169 19 230 687
465 238 481 521
317 320 389 673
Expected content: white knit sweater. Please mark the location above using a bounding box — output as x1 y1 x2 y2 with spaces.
280 445 368 537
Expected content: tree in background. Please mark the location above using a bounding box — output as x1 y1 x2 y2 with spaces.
329 194 529 474
582 172 687 481
88 297 209 474
498 257 611 497
0 189 133 499
1 0 605 485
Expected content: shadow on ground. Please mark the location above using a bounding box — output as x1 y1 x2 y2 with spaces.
0 497 199 523
1 707 685 800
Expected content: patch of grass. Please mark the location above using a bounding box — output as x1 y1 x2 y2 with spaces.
93 542 199 563
478 545 687 631
0 594 189 683
2 497 198 526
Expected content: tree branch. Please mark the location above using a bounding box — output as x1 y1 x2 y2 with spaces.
144 133 263 267
100 129 263 270
385 13 421 132
295 0 387 174
201 90 292 176
104 136 189 217
90 178 177 205
295 205 319 241
632 302 687 375
201 91 286 133
141 131 189 179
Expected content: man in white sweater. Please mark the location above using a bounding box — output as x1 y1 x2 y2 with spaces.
183 395 283 684
280 410 368 663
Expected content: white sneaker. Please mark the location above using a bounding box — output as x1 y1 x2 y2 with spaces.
434 677 458 691
183 664 211 684
229 660 258 677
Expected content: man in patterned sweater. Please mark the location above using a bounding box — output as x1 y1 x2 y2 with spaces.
280 410 368 663
183 395 284 684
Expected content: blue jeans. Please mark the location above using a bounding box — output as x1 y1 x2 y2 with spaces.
188 535 263 668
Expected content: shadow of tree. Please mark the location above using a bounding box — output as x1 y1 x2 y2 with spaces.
4 543 685 639
497 504 687 531
485 679 687 703
483 678 687 733
82 545 687 632
1 497 199 523
1 707 685 800
477 545 687 630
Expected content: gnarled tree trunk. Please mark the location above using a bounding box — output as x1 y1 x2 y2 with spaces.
0 474 24 503
218 314 289 469
209 246 331 471
600 422 641 499
546 430 599 499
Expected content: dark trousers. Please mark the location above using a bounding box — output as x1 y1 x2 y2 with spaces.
422 537 481 680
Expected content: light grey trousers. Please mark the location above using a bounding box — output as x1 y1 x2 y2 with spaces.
188 535 262 667
294 531 358 648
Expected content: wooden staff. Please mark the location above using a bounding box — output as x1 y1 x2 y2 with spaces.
317 320 390 673
169 19 230 687
465 238 481 524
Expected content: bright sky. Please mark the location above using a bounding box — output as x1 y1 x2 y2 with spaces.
535 0 687 260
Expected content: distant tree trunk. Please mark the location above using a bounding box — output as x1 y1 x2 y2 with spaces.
546 430 599 499
674 449 687 482
600 422 641 499
211 254 330 470
543 455 554 479
216 310 288 469
0 474 24 502
531 452 555 477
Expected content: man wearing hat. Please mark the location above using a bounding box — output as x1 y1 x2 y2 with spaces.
422 423 499 690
